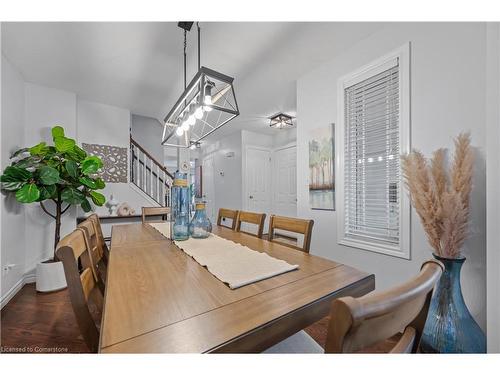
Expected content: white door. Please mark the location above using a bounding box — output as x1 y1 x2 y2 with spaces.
202 155 216 222
273 145 297 217
245 147 272 232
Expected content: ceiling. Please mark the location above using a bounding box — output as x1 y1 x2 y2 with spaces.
1 22 385 139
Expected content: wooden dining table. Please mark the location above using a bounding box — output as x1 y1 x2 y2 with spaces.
99 223 375 353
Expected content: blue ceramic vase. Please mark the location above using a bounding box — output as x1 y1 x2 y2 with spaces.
420 254 486 353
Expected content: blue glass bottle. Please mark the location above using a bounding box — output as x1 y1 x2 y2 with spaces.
189 202 212 239
171 172 190 241
421 254 486 353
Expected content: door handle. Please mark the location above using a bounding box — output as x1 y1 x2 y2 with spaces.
249 195 254 199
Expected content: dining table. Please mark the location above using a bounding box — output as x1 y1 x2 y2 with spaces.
99 223 375 353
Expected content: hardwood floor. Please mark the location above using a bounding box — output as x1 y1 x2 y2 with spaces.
1 284 395 353
1 283 90 353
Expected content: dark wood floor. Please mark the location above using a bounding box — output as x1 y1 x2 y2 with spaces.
1 284 90 353
1 284 395 353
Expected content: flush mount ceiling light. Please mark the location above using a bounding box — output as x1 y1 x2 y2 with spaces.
269 113 294 129
162 22 239 148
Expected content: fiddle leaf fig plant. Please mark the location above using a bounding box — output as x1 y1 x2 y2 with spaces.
0 126 106 260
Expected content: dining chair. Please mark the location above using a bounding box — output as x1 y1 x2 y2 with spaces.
264 259 444 353
268 215 314 253
235 210 266 238
86 213 110 257
217 208 239 230
56 229 105 353
78 218 108 283
141 206 171 223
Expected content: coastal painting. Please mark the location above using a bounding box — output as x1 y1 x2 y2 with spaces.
309 123 335 210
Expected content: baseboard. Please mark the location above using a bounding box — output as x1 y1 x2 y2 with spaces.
1 273 36 309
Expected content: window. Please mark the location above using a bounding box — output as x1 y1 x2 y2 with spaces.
337 43 410 259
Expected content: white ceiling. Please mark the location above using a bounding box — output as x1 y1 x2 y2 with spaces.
1 22 385 139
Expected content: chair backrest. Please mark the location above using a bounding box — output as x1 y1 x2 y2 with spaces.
235 210 266 238
217 208 239 230
78 219 103 266
86 214 109 260
268 215 314 253
56 229 105 353
325 260 443 353
141 206 171 223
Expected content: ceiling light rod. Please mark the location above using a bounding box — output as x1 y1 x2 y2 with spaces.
161 22 240 148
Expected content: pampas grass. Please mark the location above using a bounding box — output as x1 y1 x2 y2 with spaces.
401 133 474 258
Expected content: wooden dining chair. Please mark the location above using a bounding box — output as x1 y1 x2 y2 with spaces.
141 206 171 223
268 215 314 253
265 259 443 353
217 208 239 230
86 213 110 257
235 210 266 238
56 229 105 353
78 218 108 283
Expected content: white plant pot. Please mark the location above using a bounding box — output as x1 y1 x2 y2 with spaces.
36 260 67 292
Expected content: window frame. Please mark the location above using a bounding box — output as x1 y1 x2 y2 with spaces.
336 42 411 259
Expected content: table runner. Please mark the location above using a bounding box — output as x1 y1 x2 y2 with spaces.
147 223 299 289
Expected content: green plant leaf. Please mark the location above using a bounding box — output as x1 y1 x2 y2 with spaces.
38 166 60 185
81 198 92 213
0 181 24 191
12 157 41 169
10 148 29 159
66 145 87 161
38 184 57 200
79 176 98 189
61 187 86 205
29 142 49 156
94 177 105 189
65 160 78 178
15 183 40 203
51 126 65 139
89 191 105 206
81 156 103 175
0 166 32 182
54 137 76 153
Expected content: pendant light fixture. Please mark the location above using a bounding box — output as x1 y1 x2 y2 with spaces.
162 22 239 148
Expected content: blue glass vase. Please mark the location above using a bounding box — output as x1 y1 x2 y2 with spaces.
420 254 486 353
189 202 212 239
171 172 190 241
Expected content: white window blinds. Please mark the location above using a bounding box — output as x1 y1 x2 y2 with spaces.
344 61 400 246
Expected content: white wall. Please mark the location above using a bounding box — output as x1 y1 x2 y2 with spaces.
76 100 153 218
202 131 243 220
130 114 163 163
297 23 487 330
1 55 27 302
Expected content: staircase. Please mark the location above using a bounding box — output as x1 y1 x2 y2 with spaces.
130 136 173 206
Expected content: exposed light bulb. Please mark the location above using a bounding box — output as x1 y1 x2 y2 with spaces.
190 144 196 150
181 121 190 131
188 115 196 126
203 105 213 112
175 127 184 137
194 106 204 119
204 94 212 106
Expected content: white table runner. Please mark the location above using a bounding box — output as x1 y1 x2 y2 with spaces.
147 223 298 289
